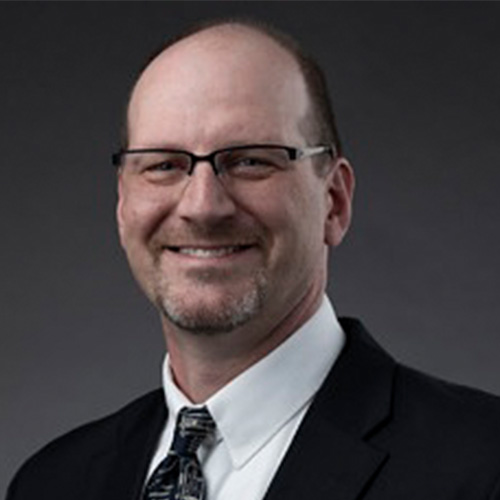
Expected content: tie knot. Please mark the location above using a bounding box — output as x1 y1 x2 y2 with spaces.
171 407 216 457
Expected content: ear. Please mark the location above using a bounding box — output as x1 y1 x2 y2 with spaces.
324 157 355 247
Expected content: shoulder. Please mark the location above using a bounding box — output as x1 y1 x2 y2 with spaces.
7 389 165 498
338 316 500 450
337 318 500 494
393 362 500 437
21 388 164 461
341 316 500 426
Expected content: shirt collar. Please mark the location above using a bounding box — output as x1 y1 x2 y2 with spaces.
162 295 345 469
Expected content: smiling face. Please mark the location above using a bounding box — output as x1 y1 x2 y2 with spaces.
117 25 353 341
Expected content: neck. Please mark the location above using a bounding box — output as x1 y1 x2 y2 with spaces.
162 283 325 403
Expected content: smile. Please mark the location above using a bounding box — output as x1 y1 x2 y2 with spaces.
166 245 253 258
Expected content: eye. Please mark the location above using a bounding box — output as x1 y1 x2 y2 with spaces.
137 153 190 184
227 157 277 180
231 156 271 167
145 160 179 172
219 149 288 179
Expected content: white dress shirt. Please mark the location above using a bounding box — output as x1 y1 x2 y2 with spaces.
147 295 345 500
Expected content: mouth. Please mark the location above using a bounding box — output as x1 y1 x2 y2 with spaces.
164 244 255 259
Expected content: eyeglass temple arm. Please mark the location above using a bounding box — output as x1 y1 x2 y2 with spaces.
295 144 337 160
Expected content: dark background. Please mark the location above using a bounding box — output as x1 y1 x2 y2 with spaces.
2 2 499 494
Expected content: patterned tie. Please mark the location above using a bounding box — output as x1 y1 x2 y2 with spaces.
143 407 216 500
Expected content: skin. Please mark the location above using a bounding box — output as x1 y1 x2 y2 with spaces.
117 25 355 403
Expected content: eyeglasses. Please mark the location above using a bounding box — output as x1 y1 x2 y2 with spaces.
112 144 334 185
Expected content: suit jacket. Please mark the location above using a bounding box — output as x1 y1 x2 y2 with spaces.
6 318 500 499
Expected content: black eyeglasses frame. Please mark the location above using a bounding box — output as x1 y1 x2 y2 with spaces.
112 143 335 176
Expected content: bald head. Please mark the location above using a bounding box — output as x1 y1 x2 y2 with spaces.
123 20 342 155
129 25 310 152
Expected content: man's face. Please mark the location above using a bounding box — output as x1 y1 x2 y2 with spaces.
117 28 352 338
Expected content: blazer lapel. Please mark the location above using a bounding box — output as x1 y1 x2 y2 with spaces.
264 318 395 500
85 390 167 500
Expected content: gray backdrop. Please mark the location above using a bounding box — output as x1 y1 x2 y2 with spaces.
2 2 500 494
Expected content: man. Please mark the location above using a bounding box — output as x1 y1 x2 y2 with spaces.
7 19 500 500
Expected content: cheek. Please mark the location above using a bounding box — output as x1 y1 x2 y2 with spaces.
281 184 328 258
119 190 170 247
253 188 316 260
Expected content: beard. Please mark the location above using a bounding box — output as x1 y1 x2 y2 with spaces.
153 263 268 335
137 219 270 334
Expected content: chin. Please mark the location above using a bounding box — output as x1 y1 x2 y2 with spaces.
156 274 268 335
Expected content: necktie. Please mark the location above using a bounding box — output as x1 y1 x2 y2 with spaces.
143 407 216 500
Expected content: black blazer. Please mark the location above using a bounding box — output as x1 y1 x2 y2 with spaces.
7 318 500 499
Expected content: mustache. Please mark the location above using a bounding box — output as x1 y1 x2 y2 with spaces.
150 221 265 249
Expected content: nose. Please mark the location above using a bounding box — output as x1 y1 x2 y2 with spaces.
175 161 237 224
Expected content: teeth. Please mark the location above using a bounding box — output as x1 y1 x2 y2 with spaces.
177 246 242 258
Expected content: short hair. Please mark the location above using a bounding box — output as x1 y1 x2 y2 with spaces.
121 17 343 159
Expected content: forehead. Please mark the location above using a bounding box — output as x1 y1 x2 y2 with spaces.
128 26 311 149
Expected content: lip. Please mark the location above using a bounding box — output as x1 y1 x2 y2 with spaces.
162 244 257 261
